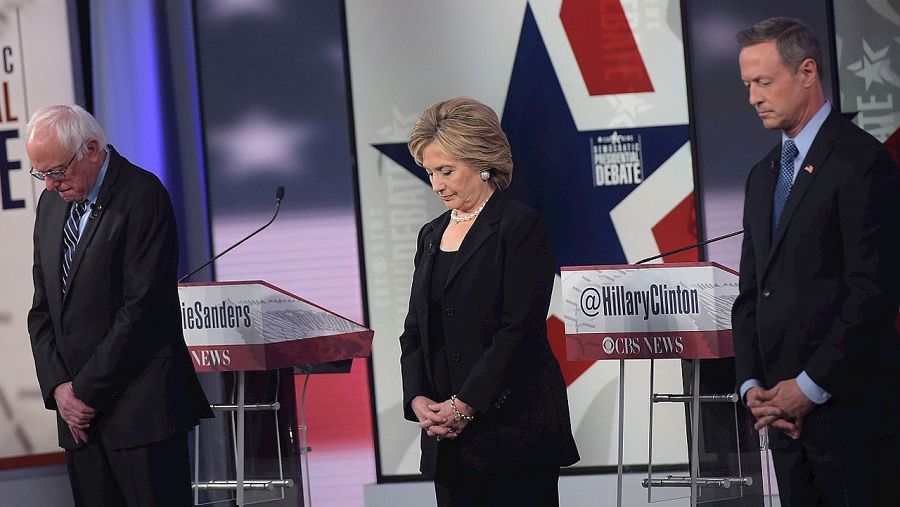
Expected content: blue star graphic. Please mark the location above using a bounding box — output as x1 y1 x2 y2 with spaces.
374 5 689 267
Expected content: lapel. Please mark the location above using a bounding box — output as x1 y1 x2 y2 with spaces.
444 192 505 291
755 154 779 256
413 214 448 386
63 148 121 304
763 111 839 273
45 195 70 307
416 215 447 302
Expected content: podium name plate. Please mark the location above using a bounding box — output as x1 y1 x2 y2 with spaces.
562 263 738 360
178 281 373 371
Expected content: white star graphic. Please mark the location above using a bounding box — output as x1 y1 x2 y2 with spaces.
208 111 312 177
605 95 654 127
375 105 420 140
847 40 890 90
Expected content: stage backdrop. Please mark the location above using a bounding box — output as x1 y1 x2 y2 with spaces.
0 0 78 468
347 0 700 477
834 0 900 153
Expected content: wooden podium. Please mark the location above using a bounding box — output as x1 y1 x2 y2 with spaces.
562 262 756 506
178 281 373 506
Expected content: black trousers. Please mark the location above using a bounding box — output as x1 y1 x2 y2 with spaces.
434 467 560 507
65 433 192 507
770 435 900 507
433 441 560 507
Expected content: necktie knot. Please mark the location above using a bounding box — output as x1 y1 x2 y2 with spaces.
782 139 798 162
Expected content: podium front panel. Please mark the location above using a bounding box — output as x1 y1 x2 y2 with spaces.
562 263 739 360
179 281 373 371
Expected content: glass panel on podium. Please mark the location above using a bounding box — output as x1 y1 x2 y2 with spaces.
193 369 303 506
644 358 762 505
646 358 692 505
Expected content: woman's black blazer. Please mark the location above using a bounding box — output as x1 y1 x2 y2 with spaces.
399 191 579 476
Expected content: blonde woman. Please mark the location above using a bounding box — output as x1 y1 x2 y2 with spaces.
399 97 579 506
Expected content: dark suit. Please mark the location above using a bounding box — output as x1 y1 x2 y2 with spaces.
28 147 211 504
732 110 900 505
400 192 579 482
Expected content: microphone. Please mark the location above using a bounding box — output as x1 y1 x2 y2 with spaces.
427 242 436 256
90 202 102 220
179 186 285 282
634 229 743 265
769 160 777 174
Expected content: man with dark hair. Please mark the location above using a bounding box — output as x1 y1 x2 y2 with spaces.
26 104 211 506
731 17 900 506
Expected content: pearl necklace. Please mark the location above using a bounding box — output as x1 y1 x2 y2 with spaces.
450 199 488 223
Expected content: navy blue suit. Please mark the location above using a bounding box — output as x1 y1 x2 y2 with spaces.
732 111 900 505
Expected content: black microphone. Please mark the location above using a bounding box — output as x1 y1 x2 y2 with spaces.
634 229 743 265
179 186 285 282
427 242 436 256
90 202 102 219
769 159 777 174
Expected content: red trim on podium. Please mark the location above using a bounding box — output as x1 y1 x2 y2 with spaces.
188 330 373 372
567 330 734 360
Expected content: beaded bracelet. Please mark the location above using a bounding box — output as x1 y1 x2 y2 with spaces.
450 395 475 422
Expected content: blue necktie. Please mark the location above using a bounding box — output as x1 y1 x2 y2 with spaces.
772 139 798 238
62 201 88 293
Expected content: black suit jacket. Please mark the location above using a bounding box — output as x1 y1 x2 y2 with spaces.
732 110 900 448
28 147 212 450
399 192 579 476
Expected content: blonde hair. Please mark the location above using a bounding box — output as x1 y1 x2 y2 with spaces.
408 97 513 190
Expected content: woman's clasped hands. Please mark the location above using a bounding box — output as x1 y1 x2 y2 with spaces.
411 395 474 441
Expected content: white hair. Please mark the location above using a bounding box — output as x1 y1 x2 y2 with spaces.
26 104 108 159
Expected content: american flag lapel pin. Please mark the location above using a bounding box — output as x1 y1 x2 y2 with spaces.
803 164 814 174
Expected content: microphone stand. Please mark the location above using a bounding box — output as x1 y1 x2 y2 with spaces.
634 229 743 265
179 186 285 283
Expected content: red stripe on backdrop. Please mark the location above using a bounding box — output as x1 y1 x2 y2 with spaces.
547 315 594 386
651 192 699 263
560 0 654 95
295 358 374 451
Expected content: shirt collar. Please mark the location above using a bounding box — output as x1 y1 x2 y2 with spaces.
85 146 110 205
782 101 831 163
